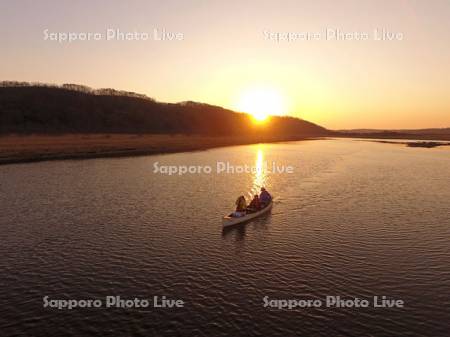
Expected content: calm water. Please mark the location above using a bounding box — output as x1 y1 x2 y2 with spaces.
1 139 449 336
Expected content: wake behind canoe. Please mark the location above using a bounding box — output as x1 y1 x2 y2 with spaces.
222 201 273 228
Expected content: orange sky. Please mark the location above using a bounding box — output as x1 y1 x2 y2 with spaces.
1 0 449 129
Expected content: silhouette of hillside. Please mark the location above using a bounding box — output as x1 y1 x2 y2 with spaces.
338 128 450 135
336 128 450 141
0 82 329 136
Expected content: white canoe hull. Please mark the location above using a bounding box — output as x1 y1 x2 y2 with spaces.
222 201 273 228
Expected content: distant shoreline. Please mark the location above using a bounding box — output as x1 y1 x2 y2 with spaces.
334 133 450 141
0 134 319 165
361 140 450 148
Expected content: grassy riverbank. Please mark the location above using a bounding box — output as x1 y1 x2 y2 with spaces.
0 134 317 165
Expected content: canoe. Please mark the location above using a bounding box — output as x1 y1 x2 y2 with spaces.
222 201 273 228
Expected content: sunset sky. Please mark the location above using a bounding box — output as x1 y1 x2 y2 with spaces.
1 0 449 129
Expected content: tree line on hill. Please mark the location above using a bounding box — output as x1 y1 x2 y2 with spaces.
0 82 330 136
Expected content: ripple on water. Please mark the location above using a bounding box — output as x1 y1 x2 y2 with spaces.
1 140 449 336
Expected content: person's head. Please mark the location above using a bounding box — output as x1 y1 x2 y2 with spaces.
261 187 266 192
253 194 259 200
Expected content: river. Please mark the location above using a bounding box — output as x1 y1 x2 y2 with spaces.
1 138 449 336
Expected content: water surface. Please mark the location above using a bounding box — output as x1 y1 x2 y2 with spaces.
1 139 449 336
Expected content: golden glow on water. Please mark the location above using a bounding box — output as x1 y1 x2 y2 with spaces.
251 147 267 198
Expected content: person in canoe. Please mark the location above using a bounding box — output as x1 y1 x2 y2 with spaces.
234 195 247 217
246 194 261 213
259 187 272 208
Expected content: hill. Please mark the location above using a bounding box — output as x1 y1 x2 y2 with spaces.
0 82 329 136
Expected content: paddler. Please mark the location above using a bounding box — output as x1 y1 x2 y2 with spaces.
259 187 272 207
234 195 247 217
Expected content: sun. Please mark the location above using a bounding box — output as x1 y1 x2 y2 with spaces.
235 87 286 122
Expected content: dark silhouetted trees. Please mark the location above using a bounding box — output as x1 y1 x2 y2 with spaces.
0 82 329 136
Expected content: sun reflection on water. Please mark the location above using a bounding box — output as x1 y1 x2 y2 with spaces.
250 147 267 199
